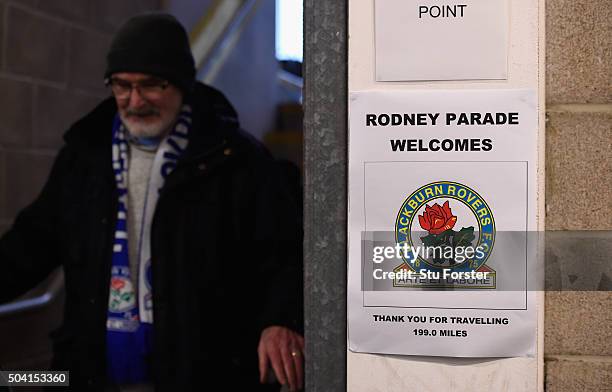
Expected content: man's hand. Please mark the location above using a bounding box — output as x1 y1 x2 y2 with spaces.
258 326 304 391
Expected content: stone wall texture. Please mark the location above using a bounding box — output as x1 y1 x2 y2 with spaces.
545 0 612 390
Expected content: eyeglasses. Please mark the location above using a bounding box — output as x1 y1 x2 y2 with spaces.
105 77 170 100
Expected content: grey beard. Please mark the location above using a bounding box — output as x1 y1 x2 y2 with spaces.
120 114 171 139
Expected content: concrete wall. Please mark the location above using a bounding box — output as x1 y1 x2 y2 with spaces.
544 0 612 390
163 0 214 32
0 0 161 234
165 0 279 141
206 0 279 141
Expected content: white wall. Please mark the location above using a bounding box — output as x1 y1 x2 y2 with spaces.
347 0 545 390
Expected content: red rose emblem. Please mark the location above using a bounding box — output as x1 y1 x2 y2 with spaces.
111 277 125 290
418 201 457 235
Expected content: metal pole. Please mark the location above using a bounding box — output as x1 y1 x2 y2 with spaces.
303 0 347 391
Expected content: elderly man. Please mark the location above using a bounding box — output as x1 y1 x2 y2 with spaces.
0 13 303 391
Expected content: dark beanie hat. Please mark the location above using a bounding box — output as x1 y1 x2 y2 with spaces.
105 13 196 92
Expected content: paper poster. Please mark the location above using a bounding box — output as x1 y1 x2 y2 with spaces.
375 0 508 81
347 89 539 357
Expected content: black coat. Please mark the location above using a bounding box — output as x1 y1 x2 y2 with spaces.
0 83 303 391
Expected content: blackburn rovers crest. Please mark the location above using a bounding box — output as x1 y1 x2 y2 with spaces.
108 276 136 312
394 181 496 288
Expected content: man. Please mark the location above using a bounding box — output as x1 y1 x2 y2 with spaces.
0 13 303 391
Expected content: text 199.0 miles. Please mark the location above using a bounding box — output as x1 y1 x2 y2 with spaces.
413 329 468 337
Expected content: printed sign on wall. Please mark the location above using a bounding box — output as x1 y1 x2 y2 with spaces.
347 89 539 357
375 0 509 81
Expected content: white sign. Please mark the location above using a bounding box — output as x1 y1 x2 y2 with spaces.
347 89 539 357
375 0 508 81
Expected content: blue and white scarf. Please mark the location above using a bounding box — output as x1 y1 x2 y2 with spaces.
106 105 192 383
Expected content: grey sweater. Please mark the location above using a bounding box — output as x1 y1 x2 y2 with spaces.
127 143 156 290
